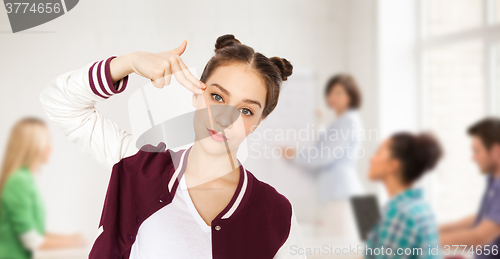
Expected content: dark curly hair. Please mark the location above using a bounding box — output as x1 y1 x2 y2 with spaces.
390 132 443 184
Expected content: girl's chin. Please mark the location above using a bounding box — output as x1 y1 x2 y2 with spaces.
197 138 233 154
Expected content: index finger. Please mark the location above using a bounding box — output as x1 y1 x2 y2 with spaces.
177 57 205 90
170 59 203 94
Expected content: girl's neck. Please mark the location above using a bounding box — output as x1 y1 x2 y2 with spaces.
335 107 348 117
183 142 240 187
383 175 410 198
29 163 39 174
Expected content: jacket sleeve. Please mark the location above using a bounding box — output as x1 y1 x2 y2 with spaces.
39 56 139 171
274 207 306 259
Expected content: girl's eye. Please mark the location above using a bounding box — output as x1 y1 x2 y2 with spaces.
240 108 254 116
211 93 253 116
211 93 224 103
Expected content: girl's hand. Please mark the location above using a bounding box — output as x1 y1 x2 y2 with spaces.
112 40 206 94
315 108 323 121
278 146 296 159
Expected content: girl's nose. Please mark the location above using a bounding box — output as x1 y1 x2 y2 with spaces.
213 105 239 129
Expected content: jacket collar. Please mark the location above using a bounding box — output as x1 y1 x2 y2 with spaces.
167 145 251 220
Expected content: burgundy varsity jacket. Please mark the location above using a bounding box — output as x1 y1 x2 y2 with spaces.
39 57 305 259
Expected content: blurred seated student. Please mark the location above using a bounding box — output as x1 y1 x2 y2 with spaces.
0 117 85 259
439 117 500 259
365 132 443 259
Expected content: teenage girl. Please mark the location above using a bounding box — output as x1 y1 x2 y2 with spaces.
40 34 305 259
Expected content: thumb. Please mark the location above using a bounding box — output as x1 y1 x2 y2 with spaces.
168 40 187 56
151 77 165 89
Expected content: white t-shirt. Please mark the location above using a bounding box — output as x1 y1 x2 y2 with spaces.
129 173 212 258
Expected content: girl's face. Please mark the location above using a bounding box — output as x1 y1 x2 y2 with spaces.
368 139 399 181
192 63 266 155
326 84 350 113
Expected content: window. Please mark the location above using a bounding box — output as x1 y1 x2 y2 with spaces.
425 0 483 37
420 0 500 222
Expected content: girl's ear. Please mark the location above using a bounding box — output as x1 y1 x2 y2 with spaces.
387 159 401 177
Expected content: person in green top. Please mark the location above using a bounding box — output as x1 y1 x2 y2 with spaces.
365 132 443 259
0 117 85 259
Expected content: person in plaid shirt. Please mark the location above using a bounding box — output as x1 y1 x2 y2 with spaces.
365 132 443 259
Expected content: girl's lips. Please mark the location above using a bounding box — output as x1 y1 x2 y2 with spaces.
207 128 228 142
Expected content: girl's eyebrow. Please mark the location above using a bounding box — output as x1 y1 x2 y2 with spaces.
211 83 262 108
211 83 230 96
243 99 261 108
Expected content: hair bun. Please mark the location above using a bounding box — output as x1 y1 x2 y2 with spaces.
270 57 293 81
414 133 443 172
215 34 241 53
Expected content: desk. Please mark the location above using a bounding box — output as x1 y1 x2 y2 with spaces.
34 246 90 259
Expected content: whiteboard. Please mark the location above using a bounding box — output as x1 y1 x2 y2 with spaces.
245 68 319 222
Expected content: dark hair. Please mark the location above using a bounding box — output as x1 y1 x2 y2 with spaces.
200 34 293 118
467 117 500 150
324 74 362 109
389 132 443 185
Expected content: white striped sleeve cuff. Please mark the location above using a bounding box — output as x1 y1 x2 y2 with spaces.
88 56 129 99
19 230 45 251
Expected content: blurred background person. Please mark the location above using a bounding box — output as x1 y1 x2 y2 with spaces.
282 74 365 239
0 117 85 259
439 118 500 259
365 132 443 259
